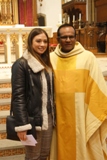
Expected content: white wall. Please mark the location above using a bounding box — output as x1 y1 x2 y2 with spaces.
37 0 62 33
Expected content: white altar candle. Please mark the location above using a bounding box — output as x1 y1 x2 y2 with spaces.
68 16 70 23
79 13 81 20
59 14 62 24
73 15 75 22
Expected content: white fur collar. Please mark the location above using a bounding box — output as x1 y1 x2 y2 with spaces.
23 50 45 73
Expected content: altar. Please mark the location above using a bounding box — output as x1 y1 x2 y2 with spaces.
0 25 53 64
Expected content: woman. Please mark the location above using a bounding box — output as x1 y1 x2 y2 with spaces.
11 28 55 160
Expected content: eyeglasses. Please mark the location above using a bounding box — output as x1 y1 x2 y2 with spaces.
58 35 75 40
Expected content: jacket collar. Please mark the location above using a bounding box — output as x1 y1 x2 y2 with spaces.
23 50 45 73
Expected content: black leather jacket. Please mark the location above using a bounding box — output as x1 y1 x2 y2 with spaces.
11 50 55 132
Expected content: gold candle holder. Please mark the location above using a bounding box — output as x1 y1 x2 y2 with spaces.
72 20 75 27
78 19 81 29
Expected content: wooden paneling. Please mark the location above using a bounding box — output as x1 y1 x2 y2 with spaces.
95 0 107 22
95 0 107 6
62 2 86 22
74 3 86 21
49 32 58 45
49 26 107 54
97 6 107 22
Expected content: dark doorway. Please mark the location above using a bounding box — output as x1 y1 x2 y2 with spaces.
37 13 46 26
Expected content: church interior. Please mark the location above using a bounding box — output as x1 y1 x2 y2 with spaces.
0 0 107 63
0 0 107 159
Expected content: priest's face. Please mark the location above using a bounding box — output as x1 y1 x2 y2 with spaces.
58 26 76 52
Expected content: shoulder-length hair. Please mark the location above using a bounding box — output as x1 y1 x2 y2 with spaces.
27 28 52 70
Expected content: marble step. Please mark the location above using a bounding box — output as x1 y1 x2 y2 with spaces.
0 97 11 111
0 82 11 89
0 124 6 139
0 104 10 111
0 78 11 84
0 64 11 89
0 69 11 87
0 110 10 124
0 154 25 160
0 98 11 105
0 110 10 118
0 111 25 158
0 88 11 99
0 139 25 157
0 88 11 93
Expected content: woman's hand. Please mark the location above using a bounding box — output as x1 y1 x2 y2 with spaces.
17 131 27 141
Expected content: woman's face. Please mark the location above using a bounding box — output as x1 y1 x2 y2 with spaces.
32 33 48 55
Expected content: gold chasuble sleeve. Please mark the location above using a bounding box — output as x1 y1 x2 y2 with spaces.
50 42 107 160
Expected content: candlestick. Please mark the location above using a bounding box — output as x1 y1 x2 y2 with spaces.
73 15 75 22
79 13 81 20
68 16 70 23
78 19 81 29
58 13 62 24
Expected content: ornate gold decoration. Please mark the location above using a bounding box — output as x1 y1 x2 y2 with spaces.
0 33 6 43
10 33 18 42
0 0 13 25
22 32 28 44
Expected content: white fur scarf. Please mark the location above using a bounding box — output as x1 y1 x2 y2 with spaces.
23 50 48 130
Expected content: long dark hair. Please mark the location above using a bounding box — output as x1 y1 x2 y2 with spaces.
27 28 52 70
